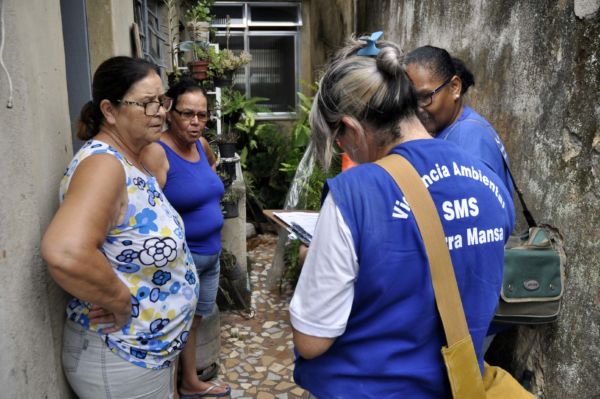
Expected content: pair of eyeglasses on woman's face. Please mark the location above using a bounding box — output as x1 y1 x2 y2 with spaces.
172 109 210 122
117 96 173 116
416 76 453 108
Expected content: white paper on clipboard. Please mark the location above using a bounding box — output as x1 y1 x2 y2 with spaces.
273 211 320 238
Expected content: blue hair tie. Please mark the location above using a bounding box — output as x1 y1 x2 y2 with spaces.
357 31 383 57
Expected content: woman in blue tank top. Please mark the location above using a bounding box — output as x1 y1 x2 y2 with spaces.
141 78 229 398
289 37 515 398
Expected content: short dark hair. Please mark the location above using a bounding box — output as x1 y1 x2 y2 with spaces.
405 45 475 95
77 56 158 140
165 77 206 111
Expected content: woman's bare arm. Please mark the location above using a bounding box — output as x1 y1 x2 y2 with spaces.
200 136 217 171
41 154 131 331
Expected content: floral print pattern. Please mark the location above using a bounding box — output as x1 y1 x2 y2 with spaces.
139 237 177 267
59 140 199 370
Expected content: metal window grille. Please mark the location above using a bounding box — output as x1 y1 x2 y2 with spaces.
213 1 301 118
133 0 167 75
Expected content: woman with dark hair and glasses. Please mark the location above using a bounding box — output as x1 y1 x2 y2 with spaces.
42 56 199 398
404 45 513 193
141 77 229 398
289 37 514 398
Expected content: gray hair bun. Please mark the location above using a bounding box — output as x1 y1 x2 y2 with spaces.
376 44 404 78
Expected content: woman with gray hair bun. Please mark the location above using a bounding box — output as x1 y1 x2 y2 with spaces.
289 36 514 398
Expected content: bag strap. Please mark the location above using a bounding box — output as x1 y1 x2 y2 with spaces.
375 154 471 346
498 154 537 228
464 118 537 228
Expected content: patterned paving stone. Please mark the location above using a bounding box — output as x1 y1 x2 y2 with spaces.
216 234 306 398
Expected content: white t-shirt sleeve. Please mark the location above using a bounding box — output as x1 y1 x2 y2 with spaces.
289 193 359 338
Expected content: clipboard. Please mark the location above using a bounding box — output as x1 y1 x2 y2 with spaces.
263 209 319 245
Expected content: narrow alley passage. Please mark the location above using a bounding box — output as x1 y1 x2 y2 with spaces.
216 234 306 399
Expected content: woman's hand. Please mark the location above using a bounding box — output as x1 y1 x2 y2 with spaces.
88 301 132 334
298 244 309 267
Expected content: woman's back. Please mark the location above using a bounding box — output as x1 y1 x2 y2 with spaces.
293 139 515 398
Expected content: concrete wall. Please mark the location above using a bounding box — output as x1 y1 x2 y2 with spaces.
356 0 600 397
86 0 134 73
0 0 137 396
304 0 355 82
0 0 73 397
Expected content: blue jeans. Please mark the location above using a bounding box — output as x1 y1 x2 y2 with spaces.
191 252 220 316
62 319 174 399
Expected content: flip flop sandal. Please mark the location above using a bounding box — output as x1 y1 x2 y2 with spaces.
179 382 231 398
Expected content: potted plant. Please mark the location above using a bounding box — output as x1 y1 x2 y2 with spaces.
185 0 214 42
219 88 268 131
217 168 233 189
179 40 211 81
211 49 252 88
216 129 240 159
221 185 244 219
217 248 252 312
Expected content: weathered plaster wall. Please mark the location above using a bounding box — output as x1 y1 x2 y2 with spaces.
306 0 355 80
357 0 600 397
86 0 134 73
0 0 74 397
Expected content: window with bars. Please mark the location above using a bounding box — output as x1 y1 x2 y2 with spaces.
133 0 168 76
213 1 301 118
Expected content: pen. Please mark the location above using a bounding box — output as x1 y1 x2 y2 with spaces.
290 222 312 245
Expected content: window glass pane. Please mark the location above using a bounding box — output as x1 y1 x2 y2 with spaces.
213 5 244 25
249 5 298 24
249 35 296 113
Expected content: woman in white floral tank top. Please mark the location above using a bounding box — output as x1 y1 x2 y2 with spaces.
42 56 199 399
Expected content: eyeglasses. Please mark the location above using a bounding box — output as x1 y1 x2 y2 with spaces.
416 76 453 107
117 97 173 116
172 109 210 122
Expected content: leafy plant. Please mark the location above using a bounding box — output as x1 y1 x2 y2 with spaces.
208 49 252 85
241 122 291 208
163 0 179 70
220 49 252 72
222 184 244 203
219 88 269 144
179 40 211 62
215 129 240 144
184 0 214 24
280 90 314 178
220 88 268 121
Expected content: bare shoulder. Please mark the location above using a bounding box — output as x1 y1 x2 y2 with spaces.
49 153 128 248
199 136 217 169
67 153 125 198
140 141 169 187
140 141 167 170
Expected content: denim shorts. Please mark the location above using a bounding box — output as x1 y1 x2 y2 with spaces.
191 251 220 316
62 319 174 399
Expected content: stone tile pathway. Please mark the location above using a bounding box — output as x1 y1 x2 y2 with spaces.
217 234 306 399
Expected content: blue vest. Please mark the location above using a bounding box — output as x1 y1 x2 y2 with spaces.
159 140 224 255
294 139 515 398
437 106 513 194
